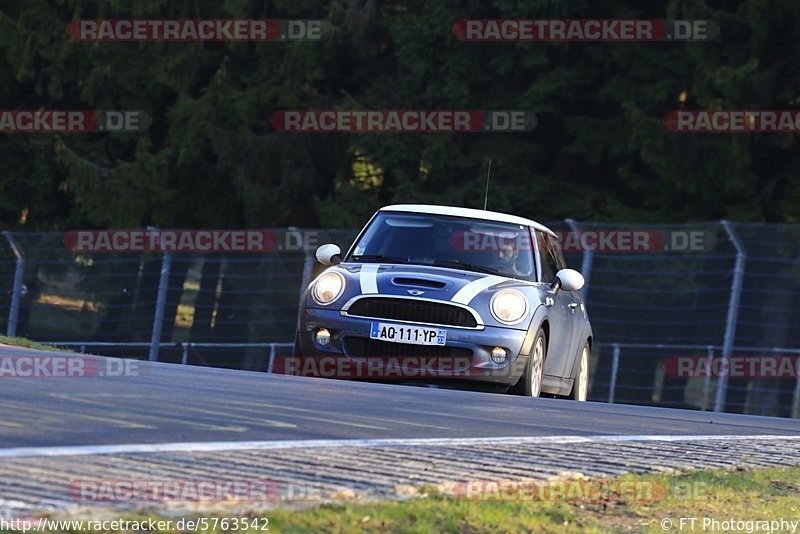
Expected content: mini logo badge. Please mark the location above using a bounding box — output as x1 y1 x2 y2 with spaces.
407 289 425 296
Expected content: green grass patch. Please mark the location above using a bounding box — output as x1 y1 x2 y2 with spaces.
2 466 799 533
0 335 64 352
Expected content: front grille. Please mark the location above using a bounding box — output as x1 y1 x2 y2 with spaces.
344 337 473 359
345 297 478 328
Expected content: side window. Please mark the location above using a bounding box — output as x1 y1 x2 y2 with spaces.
548 235 567 271
537 231 558 282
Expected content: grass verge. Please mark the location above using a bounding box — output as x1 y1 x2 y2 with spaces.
3 466 799 533
0 335 63 352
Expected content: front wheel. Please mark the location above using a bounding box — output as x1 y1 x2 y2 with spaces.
571 342 590 401
522 328 546 397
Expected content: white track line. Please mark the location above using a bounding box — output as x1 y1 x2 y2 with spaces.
0 434 798 459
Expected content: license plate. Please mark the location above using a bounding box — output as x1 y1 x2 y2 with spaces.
370 322 446 346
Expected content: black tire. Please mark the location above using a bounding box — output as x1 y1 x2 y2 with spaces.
511 327 546 397
571 341 590 401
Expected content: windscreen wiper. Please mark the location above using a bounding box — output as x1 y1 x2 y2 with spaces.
432 259 504 276
352 254 410 264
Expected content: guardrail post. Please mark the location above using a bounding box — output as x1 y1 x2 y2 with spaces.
3 231 25 337
608 343 620 403
292 226 315 316
714 221 746 412
181 342 190 365
267 343 277 373
565 219 592 299
702 346 714 411
792 350 800 419
148 228 172 362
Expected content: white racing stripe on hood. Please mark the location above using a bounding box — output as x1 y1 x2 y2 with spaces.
359 264 380 294
451 275 506 305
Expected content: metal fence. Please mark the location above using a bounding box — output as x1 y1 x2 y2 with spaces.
1 222 799 418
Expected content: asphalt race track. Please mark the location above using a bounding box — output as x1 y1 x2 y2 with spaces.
1 344 799 518
1 345 799 448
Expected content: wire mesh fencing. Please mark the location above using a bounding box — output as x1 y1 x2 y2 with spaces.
0 229 357 366
0 222 798 417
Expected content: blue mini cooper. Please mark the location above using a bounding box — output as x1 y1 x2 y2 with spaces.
293 204 592 400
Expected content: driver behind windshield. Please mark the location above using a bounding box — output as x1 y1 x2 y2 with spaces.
495 242 522 276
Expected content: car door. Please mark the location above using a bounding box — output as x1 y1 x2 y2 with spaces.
548 233 583 370
536 230 579 378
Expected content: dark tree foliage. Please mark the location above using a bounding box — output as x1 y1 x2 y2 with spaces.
0 0 798 229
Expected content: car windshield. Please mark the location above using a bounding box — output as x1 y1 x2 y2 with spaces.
346 211 536 281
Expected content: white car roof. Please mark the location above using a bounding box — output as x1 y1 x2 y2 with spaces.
379 204 556 235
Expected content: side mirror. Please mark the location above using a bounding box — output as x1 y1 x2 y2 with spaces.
315 244 341 266
554 268 585 292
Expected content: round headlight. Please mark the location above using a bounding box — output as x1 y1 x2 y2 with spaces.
312 272 345 305
491 289 528 324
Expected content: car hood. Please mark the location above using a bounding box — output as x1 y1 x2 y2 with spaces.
349 263 487 298
310 263 547 329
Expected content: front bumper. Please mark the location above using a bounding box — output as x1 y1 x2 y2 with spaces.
292 307 530 388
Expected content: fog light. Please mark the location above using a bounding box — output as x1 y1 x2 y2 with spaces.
315 328 331 346
490 346 507 364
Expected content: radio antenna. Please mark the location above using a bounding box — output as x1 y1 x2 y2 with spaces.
483 160 492 211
